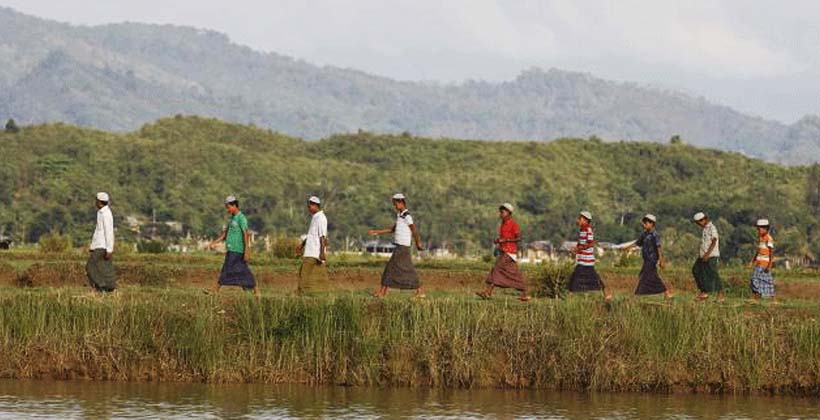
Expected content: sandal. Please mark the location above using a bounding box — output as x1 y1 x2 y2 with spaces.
475 291 491 300
518 295 532 302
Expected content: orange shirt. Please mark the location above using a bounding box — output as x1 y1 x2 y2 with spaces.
498 218 520 254
755 233 774 267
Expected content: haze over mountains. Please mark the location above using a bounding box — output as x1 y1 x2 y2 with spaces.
1 7 818 164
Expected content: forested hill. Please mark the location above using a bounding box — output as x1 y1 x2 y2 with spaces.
1 7 819 164
1 116 819 261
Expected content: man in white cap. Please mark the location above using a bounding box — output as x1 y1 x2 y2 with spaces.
624 214 672 299
207 195 259 298
295 196 328 294
749 218 775 302
568 210 612 301
368 193 425 298
477 203 530 301
86 192 116 292
692 212 723 302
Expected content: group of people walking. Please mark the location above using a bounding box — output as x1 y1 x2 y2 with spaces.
83 191 778 302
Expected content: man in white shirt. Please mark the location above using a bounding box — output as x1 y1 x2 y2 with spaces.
368 193 425 299
692 212 723 302
296 196 328 294
85 192 116 292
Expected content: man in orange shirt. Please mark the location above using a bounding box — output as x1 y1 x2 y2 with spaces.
477 203 531 301
749 219 775 302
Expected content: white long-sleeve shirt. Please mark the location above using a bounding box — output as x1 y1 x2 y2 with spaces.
90 205 115 253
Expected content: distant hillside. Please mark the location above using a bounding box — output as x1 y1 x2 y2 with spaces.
1 117 819 261
0 7 818 164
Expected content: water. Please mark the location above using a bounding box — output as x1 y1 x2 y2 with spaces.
0 380 817 419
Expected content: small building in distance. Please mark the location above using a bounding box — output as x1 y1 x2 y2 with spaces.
362 240 396 257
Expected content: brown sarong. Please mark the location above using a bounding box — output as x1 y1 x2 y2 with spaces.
486 253 526 291
381 245 420 290
298 257 328 294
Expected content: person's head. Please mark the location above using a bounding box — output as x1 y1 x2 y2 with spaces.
95 192 109 210
499 203 514 220
693 212 709 228
577 211 592 227
224 195 240 215
392 193 407 211
756 219 770 235
641 214 657 231
307 196 321 214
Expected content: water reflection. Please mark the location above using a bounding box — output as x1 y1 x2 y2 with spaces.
0 380 817 419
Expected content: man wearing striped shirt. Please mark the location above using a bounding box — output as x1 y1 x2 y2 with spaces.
568 211 612 301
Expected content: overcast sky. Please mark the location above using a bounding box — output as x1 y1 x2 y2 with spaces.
2 0 818 123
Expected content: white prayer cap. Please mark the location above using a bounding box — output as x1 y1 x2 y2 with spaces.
308 196 321 205
224 195 237 204
96 192 110 202
499 203 514 213
579 210 592 221
643 214 657 223
392 193 406 200
693 212 706 222
756 219 770 227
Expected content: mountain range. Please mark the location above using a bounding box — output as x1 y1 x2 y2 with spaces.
0 7 818 164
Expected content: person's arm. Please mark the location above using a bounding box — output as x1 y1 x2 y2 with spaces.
368 224 395 236
319 236 327 262
409 224 423 251
103 211 115 259
702 238 717 261
766 245 774 272
242 229 251 263
577 239 596 250
657 244 666 269
209 229 227 248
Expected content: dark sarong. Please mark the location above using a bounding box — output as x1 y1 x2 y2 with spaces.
692 257 722 293
86 249 116 292
298 257 328 294
568 264 604 292
219 251 256 290
486 253 526 291
635 260 667 295
750 266 775 297
381 245 420 290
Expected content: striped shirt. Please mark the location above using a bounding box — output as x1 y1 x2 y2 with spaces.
576 226 596 266
755 233 774 267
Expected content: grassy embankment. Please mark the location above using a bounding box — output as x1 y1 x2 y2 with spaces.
1 250 820 395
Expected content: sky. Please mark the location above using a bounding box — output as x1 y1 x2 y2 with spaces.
1 0 818 123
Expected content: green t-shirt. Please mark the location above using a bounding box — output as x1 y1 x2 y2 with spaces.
225 211 248 253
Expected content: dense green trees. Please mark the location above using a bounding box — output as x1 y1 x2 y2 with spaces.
0 116 816 262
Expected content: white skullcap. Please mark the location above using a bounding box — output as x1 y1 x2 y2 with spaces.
224 195 237 204
96 192 110 202
756 219 770 227
579 210 592 221
392 193 406 200
693 212 706 221
643 214 657 223
308 196 321 205
499 203 514 213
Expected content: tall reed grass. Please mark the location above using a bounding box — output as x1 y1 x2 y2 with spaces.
0 288 817 395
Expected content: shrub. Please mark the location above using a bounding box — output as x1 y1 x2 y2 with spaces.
534 260 575 298
137 240 166 254
270 236 301 259
38 231 72 254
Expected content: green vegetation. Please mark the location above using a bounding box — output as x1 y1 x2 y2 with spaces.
1 117 819 264
0 286 819 394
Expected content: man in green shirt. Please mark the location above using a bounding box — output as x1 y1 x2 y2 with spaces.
207 195 259 298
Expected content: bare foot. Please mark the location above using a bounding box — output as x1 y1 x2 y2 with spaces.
519 295 532 302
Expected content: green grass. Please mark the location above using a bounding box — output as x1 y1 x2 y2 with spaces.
0 286 819 395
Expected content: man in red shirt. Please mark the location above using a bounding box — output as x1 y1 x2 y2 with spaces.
477 203 531 301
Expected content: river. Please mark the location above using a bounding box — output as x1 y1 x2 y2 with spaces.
0 380 817 419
